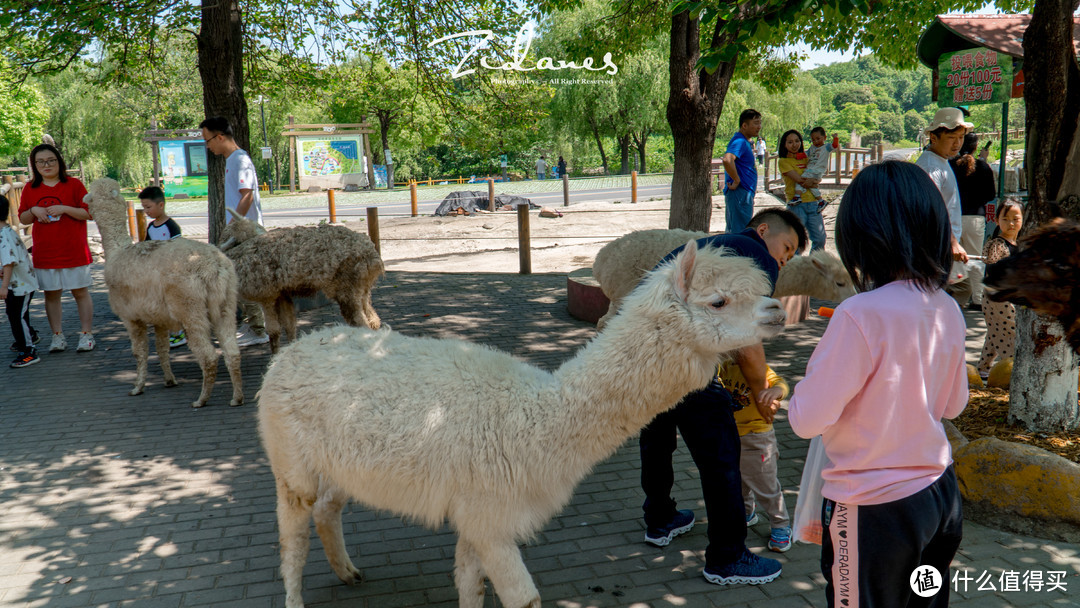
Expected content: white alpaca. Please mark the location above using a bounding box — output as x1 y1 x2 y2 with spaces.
593 228 856 329
84 178 243 408
257 242 786 608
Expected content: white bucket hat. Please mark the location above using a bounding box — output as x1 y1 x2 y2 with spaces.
925 107 974 135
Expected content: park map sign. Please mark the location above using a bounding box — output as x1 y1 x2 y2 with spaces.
938 47 1012 106
296 135 367 190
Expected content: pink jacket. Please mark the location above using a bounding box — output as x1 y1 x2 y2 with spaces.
788 280 968 505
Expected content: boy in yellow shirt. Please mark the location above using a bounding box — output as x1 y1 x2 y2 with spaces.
718 360 791 552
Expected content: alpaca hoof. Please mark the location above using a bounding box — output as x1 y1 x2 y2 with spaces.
164 379 179 388
339 564 363 586
191 400 207 409
129 387 144 396
230 397 244 407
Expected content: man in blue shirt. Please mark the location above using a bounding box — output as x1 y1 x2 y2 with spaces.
722 109 763 232
640 207 807 586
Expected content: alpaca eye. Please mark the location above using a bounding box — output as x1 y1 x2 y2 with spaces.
835 281 846 287
711 298 727 309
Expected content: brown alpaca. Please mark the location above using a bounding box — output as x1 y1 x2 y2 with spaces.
983 218 1080 353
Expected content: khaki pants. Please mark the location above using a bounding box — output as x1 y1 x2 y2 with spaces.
240 300 265 335
740 429 790 528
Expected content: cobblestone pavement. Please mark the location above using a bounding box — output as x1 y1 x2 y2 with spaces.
1 267 1078 608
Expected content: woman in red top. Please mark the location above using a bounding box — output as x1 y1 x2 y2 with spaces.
17 144 95 353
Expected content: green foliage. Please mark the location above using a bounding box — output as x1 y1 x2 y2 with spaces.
832 85 872 111
903 109 925 141
876 111 904 143
0 69 48 159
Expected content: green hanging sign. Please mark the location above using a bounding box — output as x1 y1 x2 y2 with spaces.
938 47 1012 106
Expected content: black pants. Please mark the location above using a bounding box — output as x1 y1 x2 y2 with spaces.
821 466 963 608
640 379 746 567
5 290 36 353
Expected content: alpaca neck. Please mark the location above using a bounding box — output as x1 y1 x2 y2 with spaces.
95 212 133 260
552 302 720 466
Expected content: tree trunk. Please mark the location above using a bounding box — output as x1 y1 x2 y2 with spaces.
666 11 738 231
1010 0 1080 432
376 109 394 162
633 130 649 174
617 134 631 175
589 118 609 175
197 0 250 245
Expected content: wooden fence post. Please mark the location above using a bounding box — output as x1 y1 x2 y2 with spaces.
127 202 138 241
135 209 147 242
327 189 337 223
366 207 380 255
835 145 843 185
410 182 418 217
562 173 570 207
631 170 638 203
517 203 531 275
488 178 495 212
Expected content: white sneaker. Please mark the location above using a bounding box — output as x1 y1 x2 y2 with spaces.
49 333 67 353
77 332 95 352
235 324 251 340
236 326 270 347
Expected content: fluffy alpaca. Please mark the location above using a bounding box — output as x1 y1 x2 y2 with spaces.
257 242 786 608
219 209 384 353
984 218 1080 353
84 178 242 408
593 228 855 329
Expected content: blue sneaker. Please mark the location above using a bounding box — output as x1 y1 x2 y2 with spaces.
644 509 695 547
768 527 792 553
703 549 782 585
746 511 759 527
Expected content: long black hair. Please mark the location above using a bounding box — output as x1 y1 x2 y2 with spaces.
777 130 804 159
835 160 951 293
954 132 979 177
28 144 70 188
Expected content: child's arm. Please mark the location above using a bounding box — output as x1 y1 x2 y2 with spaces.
788 309 874 438
0 263 11 300
735 343 777 423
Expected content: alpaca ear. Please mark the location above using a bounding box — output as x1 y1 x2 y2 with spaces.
811 255 827 274
673 239 698 302
83 193 93 203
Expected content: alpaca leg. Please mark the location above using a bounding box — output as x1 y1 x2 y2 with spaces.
277 479 316 608
471 540 540 608
124 320 150 396
211 306 243 406
312 481 361 586
264 299 283 354
359 287 381 329
596 300 621 331
336 297 363 328
276 296 297 343
188 332 218 408
154 326 177 388
453 538 486 608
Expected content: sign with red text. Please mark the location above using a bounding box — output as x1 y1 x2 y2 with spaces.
938 47 1012 106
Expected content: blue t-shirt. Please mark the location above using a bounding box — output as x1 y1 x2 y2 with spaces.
724 132 757 195
656 228 778 295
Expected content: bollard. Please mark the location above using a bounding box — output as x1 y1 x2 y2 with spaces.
328 189 337 223
366 207 380 255
127 202 137 241
410 182 418 217
517 203 531 274
488 178 495 212
631 170 638 204
562 173 570 207
135 209 147 242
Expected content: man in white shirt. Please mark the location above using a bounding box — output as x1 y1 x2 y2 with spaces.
200 116 269 347
914 107 972 304
536 156 548 180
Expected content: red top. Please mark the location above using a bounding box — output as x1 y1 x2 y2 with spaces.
18 178 93 269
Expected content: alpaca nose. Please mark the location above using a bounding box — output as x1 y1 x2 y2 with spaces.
756 297 786 326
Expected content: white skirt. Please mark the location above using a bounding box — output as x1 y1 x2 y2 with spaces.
36 265 92 291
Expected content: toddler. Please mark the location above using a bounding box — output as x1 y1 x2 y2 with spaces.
0 194 40 367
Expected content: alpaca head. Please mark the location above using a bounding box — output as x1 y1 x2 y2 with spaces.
984 218 1080 351
623 241 786 354
807 250 856 301
83 177 127 234
219 207 267 251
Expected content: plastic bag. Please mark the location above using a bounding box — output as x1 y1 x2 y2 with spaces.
948 259 985 285
792 435 830 545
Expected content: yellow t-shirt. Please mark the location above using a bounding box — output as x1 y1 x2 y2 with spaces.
718 361 790 435
777 156 816 203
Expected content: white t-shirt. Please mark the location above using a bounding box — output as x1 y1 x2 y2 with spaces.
536 158 547 175
225 149 263 225
0 225 38 296
914 150 962 241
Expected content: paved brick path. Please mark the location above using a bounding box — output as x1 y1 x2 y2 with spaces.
1 267 1078 607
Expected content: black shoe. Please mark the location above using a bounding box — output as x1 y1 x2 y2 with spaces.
11 352 40 368
644 509 696 546
9 334 40 352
